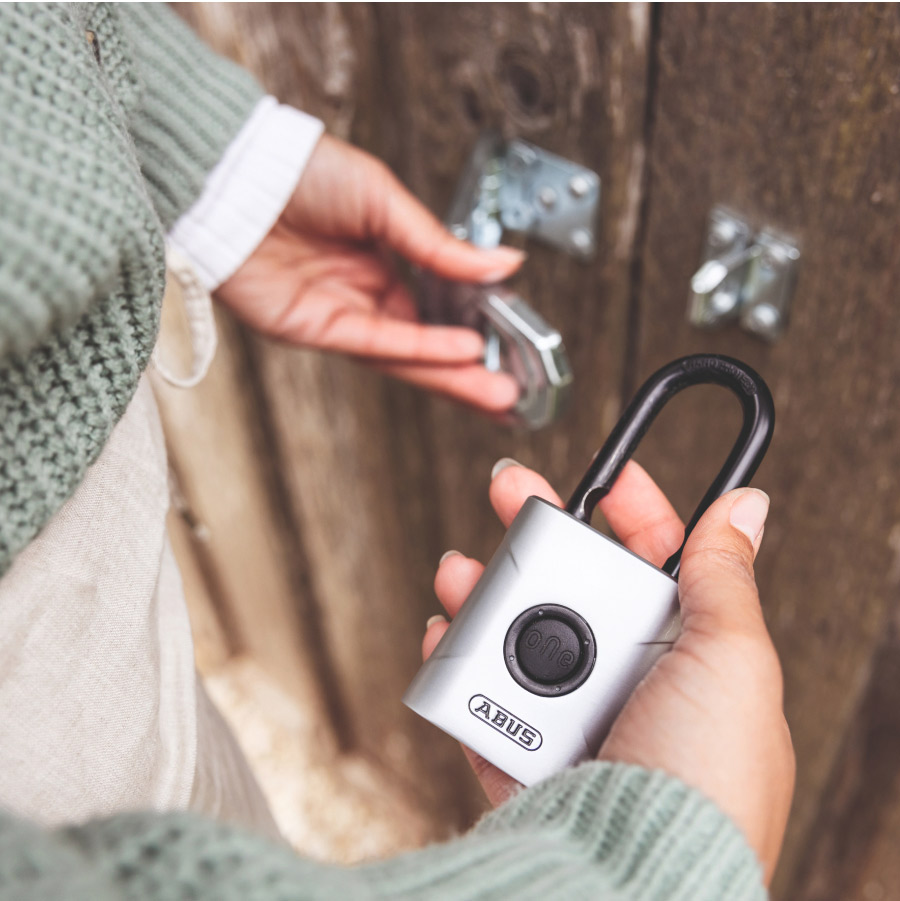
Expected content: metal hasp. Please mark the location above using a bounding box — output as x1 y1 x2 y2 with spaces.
688 207 800 342
422 132 600 429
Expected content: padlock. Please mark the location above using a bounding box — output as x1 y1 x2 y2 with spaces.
404 354 775 786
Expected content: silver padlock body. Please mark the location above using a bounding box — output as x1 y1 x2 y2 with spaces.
404 497 681 786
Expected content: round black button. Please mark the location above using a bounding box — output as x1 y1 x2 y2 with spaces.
504 605 595 697
516 617 582 684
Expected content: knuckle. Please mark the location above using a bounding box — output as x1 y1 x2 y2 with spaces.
623 515 684 552
681 544 756 592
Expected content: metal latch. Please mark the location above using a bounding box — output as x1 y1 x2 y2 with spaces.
688 207 800 342
420 132 600 429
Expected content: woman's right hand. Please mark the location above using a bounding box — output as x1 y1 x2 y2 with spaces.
423 460 794 884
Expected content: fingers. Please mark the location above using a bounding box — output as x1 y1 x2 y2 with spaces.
435 460 760 639
299 136 525 282
488 460 564 527
370 359 519 413
434 552 485 617
420 607 523 809
677 488 770 636
461 746 523 808
371 161 525 283
422 617 449 660
313 308 486 363
486 459 682 571
598 462 685 568
380 282 420 323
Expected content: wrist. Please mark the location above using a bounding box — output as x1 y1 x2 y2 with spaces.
167 97 324 291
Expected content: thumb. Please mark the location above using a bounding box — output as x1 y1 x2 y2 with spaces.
373 164 525 283
677 488 770 636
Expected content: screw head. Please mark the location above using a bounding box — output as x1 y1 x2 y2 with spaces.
450 224 468 240
568 174 592 198
708 219 738 249
538 185 557 209
745 302 780 332
570 228 593 253
502 202 532 230
710 289 739 316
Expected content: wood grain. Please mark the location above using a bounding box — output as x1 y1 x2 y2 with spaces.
175 1 652 837
374 2 652 540
181 0 490 828
788 611 900 901
633 6 900 896
360 1 653 819
151 278 338 729
172 5 900 887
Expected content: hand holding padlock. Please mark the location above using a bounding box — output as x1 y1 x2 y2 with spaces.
405 354 775 786
423 456 793 885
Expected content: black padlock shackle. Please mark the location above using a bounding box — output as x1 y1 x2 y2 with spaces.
565 354 775 580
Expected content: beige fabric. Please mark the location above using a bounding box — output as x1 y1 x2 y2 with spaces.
152 245 218 388
0 375 277 836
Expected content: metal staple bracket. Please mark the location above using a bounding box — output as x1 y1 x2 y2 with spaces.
446 134 601 258
688 207 800 342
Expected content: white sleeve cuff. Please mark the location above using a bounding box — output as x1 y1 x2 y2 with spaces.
166 96 325 291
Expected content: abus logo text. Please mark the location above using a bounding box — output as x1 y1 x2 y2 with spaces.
468 694 542 751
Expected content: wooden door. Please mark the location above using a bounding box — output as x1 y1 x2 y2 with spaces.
167 5 900 896
634 8 900 899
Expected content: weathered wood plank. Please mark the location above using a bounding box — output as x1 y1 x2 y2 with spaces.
297 0 651 822
176 0 486 834
375 2 652 549
368 6 652 823
176 1 652 837
151 278 338 729
788 615 900 901
633 6 900 895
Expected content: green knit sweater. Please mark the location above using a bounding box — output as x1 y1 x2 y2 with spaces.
3 762 763 900
0 4 765 898
0 1 261 574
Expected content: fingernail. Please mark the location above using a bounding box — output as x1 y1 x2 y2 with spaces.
426 614 448 630
439 549 462 565
478 248 526 284
730 489 770 545
491 457 522 480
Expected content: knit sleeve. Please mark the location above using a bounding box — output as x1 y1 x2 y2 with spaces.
115 3 265 230
3 763 765 901
0 2 164 362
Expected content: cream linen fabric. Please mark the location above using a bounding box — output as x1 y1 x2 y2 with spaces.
0 375 277 837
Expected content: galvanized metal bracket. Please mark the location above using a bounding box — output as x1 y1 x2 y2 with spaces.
422 133 599 429
688 207 800 342
446 133 600 257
